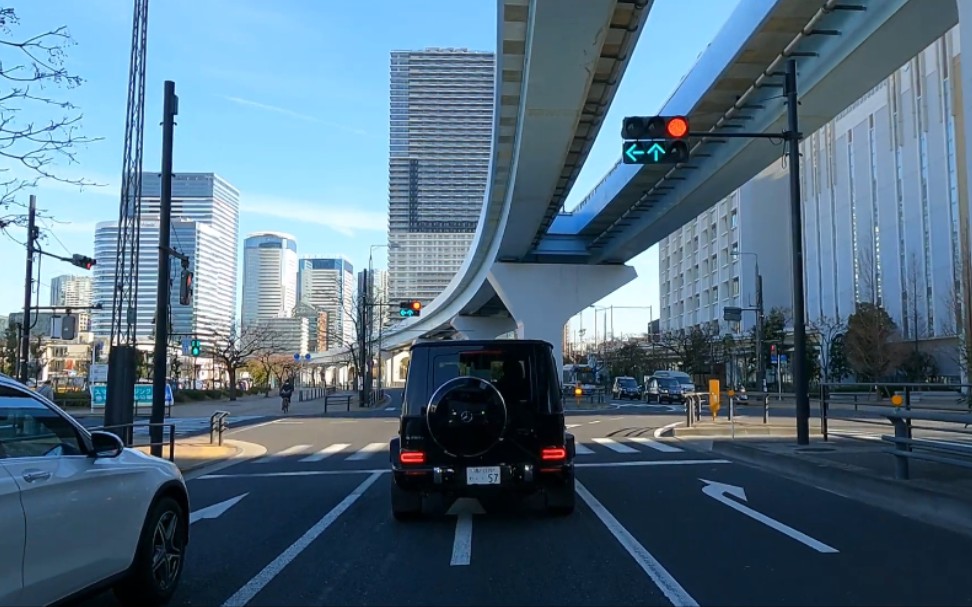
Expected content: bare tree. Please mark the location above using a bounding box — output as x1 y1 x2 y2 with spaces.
810 314 847 383
856 243 880 306
208 323 276 401
656 324 717 376
942 283 972 383
903 252 926 344
0 8 101 233
325 292 366 389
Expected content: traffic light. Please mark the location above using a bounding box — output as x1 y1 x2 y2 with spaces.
621 115 691 165
60 315 77 341
770 344 777 355
179 269 194 305
399 300 422 317
70 254 96 270
190 338 201 357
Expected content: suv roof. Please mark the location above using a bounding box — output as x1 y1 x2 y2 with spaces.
410 338 553 351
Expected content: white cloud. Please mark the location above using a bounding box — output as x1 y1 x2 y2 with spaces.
224 96 370 136
241 195 386 237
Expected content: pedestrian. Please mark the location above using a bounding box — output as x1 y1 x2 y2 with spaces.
37 379 55 401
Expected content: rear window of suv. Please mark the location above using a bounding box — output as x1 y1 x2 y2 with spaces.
432 347 534 407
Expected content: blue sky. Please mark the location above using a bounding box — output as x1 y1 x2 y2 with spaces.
1 0 739 338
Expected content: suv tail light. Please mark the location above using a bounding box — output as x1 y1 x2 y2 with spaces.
541 447 567 461
400 450 425 465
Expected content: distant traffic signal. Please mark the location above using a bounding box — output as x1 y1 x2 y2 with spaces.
621 115 691 165
190 338 201 357
70 254 96 270
399 300 422 317
179 269 194 305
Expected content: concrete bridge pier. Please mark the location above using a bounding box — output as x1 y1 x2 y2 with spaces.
488 262 637 372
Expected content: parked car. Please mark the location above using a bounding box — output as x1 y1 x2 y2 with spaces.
612 376 641 400
0 372 190 607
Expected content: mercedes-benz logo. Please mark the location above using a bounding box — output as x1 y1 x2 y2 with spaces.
459 410 474 423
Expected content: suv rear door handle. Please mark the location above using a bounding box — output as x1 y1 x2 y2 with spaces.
22 470 51 483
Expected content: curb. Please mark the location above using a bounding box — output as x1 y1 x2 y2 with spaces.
681 438 972 540
177 443 243 474
183 439 268 481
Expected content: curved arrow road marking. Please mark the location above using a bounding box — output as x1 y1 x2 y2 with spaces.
700 479 838 553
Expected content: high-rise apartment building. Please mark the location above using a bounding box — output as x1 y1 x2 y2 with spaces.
91 173 240 345
241 232 299 327
658 27 967 377
387 48 494 314
298 257 355 347
50 275 93 332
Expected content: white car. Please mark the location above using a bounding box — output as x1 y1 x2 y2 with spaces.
0 373 190 606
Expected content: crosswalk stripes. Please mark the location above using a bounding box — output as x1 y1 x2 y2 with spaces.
300 443 350 462
346 442 387 461
592 438 639 454
252 435 685 465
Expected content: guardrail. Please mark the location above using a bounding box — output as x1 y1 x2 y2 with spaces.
93 422 176 462
682 391 772 427
298 387 334 402
819 382 972 480
210 411 230 446
323 393 352 413
562 386 607 405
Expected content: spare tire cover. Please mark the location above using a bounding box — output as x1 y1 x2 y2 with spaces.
426 376 508 458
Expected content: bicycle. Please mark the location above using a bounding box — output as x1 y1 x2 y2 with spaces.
281 396 291 413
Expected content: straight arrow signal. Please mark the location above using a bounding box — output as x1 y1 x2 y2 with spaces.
190 492 249 525
699 479 838 553
645 142 665 162
625 143 644 163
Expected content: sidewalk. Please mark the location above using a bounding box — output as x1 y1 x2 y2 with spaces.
67 390 368 420
668 416 972 538
135 439 240 473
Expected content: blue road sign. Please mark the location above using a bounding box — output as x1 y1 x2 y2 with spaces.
181 337 190 356
294 352 300 361
304 353 311 361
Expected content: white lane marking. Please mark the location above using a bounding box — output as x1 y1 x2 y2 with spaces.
220 472 381 607
190 493 248 524
606 416 623 421
197 459 733 480
652 422 682 439
226 419 281 434
576 480 699 607
255 444 311 463
700 479 839 554
384 406 397 411
577 459 731 469
346 442 387 460
574 443 594 455
593 438 639 453
450 516 473 565
566 424 582 429
628 437 683 453
588 420 602 425
300 443 350 462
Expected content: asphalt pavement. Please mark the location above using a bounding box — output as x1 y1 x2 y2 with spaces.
77 398 972 607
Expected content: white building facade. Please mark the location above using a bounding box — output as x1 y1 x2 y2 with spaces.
240 232 298 327
659 26 969 378
387 49 494 316
91 173 240 347
297 256 355 348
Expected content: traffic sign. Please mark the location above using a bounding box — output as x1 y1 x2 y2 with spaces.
304 353 311 361
621 140 689 165
723 306 742 322
181 337 191 356
293 353 300 361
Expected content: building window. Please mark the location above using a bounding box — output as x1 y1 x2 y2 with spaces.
729 210 737 229
732 278 739 297
867 113 882 305
848 128 861 302
891 71 907 329
915 55 935 335
942 38 962 327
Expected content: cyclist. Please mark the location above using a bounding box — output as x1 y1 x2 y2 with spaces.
279 379 294 413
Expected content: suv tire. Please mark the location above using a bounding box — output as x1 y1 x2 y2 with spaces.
113 496 186 607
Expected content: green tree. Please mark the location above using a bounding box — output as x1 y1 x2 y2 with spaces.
604 342 650 379
658 325 715 375
898 349 938 382
845 302 900 381
1 324 18 375
828 335 851 382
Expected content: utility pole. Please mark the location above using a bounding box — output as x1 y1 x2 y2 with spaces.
18 195 38 384
358 268 370 406
150 80 178 458
785 59 810 445
755 266 764 392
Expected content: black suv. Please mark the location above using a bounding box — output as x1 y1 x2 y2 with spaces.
389 339 576 520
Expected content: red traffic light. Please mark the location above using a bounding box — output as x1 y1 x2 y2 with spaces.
411 301 422 311
666 116 689 138
770 345 777 354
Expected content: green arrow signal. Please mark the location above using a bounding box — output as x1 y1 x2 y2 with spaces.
625 143 644 163
646 142 665 162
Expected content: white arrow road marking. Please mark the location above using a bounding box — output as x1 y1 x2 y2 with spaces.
577 480 699 607
699 479 839 554
221 472 381 607
446 498 485 566
190 493 248 525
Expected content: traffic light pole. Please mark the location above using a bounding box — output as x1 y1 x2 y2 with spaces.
150 81 177 457
18 194 37 384
626 61 807 444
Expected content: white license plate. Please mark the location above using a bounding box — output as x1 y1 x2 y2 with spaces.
466 466 501 485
